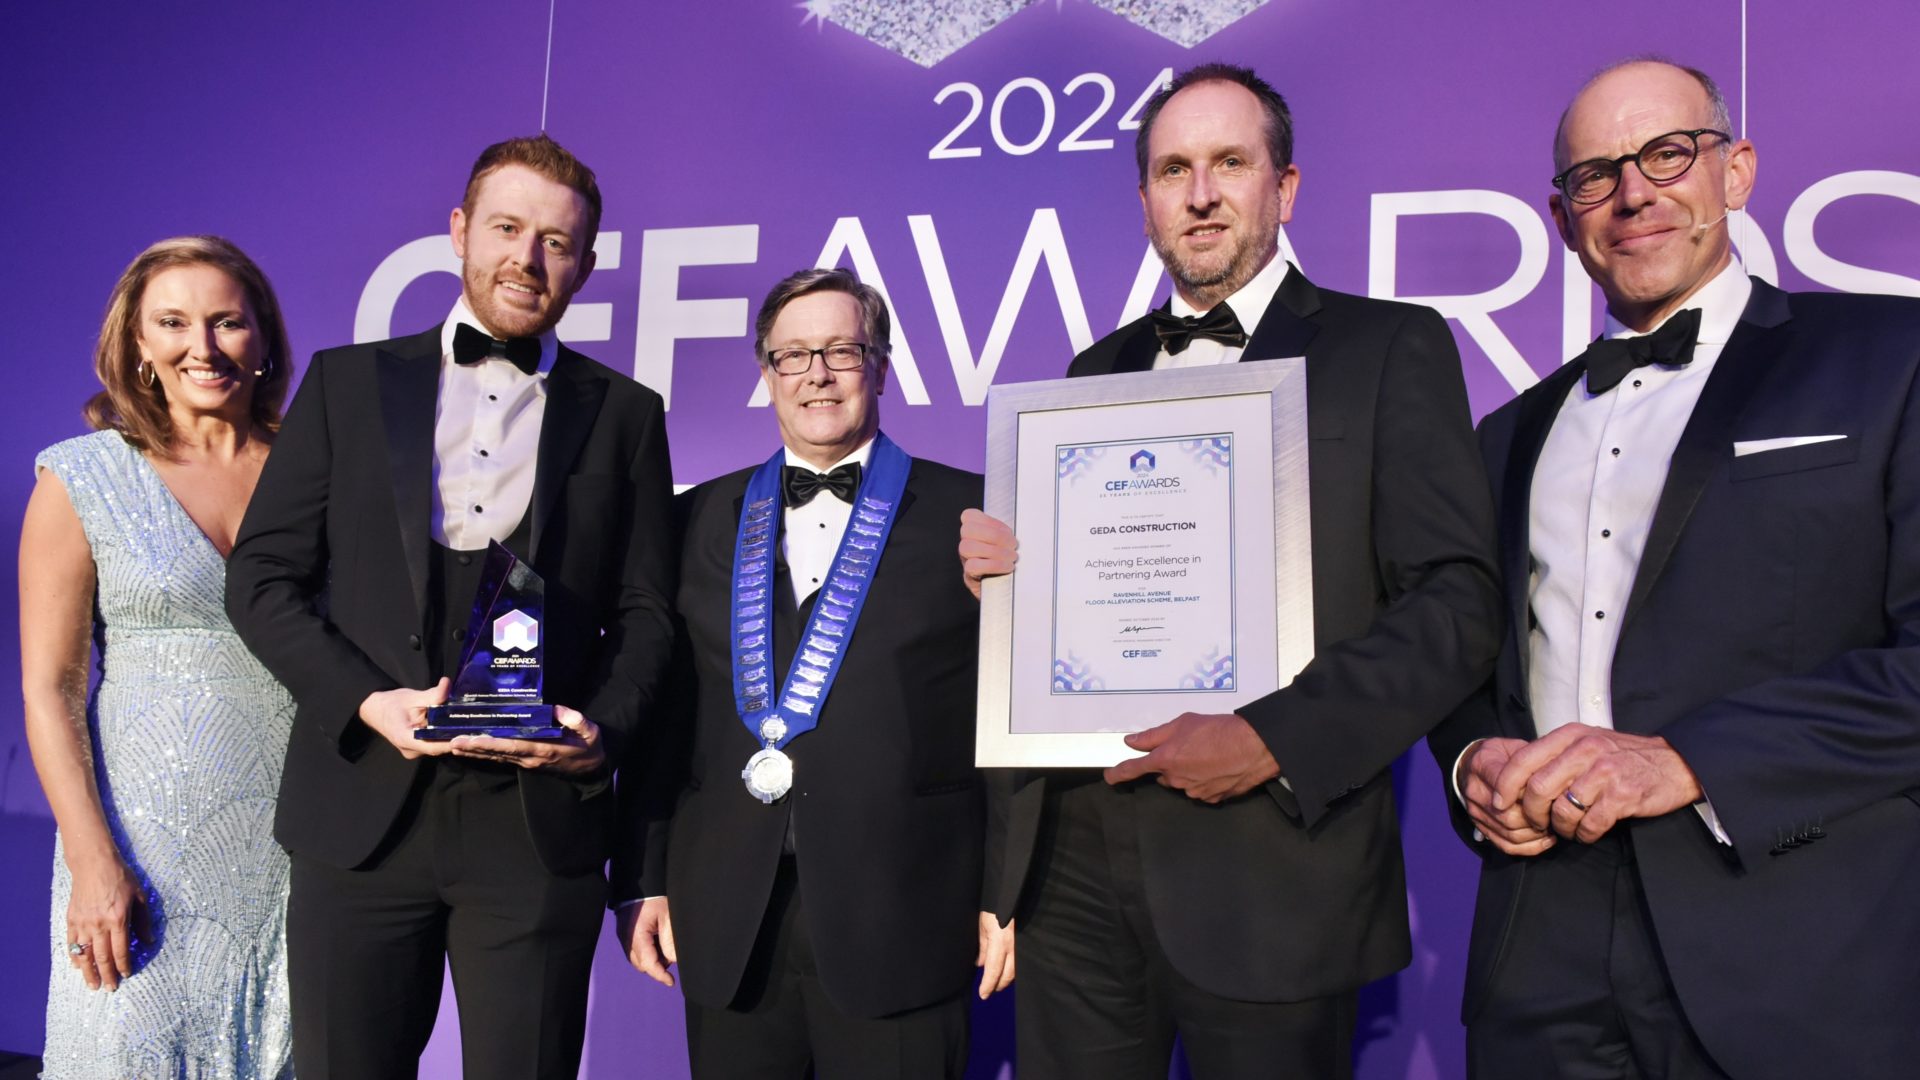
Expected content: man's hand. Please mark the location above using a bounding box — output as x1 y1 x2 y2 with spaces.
358 679 455 760
447 705 606 777
1104 712 1280 803
617 897 677 988
1493 723 1705 844
1456 738 1556 856
959 509 1017 600
976 912 1015 999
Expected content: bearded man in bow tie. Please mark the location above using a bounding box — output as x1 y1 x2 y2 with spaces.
1428 58 1920 1079
227 134 676 1079
959 62 1502 1079
612 267 1007 1079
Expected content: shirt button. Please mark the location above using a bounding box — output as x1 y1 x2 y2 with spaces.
478 449 489 458
1611 447 1621 457
488 394 498 402
1601 529 1612 538
1632 379 1643 388
453 627 468 641
407 634 422 650
474 505 484 513
1589 694 1602 706
458 553 473 567
1595 610 1606 620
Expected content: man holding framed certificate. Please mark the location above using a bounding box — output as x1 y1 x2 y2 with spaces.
961 63 1503 1079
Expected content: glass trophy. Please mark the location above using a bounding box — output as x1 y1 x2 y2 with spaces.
418 541 563 740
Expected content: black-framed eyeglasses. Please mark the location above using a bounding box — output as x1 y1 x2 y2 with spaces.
766 342 869 375
1552 129 1730 205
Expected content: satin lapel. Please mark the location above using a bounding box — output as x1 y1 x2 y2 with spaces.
1500 361 1587 696
375 327 443 626
527 347 608 562
1242 263 1322 361
1621 282 1794 630
1108 316 1162 375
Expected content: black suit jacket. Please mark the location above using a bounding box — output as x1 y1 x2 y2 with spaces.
226 325 676 877
989 265 1503 1001
613 452 985 1019
1429 280 1920 1078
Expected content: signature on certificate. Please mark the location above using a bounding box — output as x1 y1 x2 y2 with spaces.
1119 624 1165 635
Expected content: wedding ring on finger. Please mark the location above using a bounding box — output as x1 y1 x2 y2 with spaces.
68 942 88 956
1563 791 1589 812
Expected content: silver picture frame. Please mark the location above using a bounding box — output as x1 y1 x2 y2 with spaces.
976 359 1316 767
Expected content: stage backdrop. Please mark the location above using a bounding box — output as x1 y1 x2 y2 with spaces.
5 1 1918 1076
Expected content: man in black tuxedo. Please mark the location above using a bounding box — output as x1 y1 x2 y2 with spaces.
226 135 675 1079
959 63 1502 1078
1429 59 1920 1079
612 267 1008 1079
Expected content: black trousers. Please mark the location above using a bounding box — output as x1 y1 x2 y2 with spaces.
287 762 606 1080
1016 778 1356 1080
683 855 970 1080
1467 832 1731 1080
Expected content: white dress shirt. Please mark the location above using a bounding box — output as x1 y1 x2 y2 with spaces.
1524 261 1752 842
1151 254 1291 370
432 297 559 550
782 439 874 607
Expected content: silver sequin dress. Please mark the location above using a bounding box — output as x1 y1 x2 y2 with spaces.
36 430 295 1080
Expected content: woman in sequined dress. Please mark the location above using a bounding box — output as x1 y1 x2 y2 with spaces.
20 236 298 1079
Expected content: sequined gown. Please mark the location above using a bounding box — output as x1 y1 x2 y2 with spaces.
36 431 295 1080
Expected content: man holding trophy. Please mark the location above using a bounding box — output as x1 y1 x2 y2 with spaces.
226 135 676 1079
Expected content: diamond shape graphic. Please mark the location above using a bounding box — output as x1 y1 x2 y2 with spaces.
804 0 1042 68
1088 0 1269 47
494 609 540 652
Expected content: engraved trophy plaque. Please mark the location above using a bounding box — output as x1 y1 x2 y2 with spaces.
418 541 563 740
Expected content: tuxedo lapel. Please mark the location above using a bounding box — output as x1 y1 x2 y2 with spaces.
528 347 608 562
1498 361 1586 699
375 327 442 626
1242 263 1322 361
1108 318 1162 374
1621 280 1795 630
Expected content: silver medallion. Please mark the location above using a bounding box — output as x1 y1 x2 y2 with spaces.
759 717 788 744
742 747 794 804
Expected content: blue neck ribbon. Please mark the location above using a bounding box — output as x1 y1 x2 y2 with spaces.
729 432 910 749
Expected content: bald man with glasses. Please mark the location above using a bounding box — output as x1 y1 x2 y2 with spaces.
1430 57 1920 1080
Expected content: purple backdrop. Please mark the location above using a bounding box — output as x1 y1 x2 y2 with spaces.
5 1 1918 1076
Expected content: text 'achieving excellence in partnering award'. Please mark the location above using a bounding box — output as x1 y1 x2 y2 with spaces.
417 541 564 740
976 359 1316 768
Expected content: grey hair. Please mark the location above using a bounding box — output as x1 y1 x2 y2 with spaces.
1553 56 1733 171
751 267 892 367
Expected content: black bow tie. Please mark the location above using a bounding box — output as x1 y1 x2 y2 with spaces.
1582 307 1702 394
782 463 862 508
1149 303 1249 356
453 322 542 376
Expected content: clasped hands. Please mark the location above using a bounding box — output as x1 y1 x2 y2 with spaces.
961 509 1280 803
1455 723 1704 855
357 678 605 776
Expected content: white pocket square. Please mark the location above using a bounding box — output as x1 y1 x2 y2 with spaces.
1733 435 1846 457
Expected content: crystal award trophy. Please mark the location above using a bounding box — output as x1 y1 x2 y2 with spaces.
418 541 563 740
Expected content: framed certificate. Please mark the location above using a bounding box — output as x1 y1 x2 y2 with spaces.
975 360 1314 767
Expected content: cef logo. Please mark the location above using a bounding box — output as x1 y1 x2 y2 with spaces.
1130 450 1156 474
493 609 540 652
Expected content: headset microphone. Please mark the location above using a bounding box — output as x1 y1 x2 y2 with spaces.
1696 209 1731 231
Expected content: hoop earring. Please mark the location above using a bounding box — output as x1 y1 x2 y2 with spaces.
137 360 156 387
